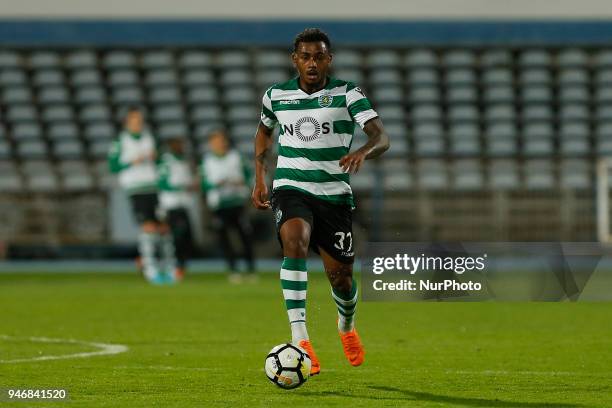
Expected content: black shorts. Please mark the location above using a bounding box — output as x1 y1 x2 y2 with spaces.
129 192 159 224
271 189 354 264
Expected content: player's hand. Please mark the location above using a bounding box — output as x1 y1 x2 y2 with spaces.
251 181 271 210
339 148 368 174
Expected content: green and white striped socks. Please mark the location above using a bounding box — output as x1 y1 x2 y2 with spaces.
280 257 309 343
332 278 358 333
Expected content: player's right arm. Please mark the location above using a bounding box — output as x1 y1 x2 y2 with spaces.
252 122 274 209
252 88 278 210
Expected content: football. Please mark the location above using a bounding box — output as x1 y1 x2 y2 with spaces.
264 343 311 389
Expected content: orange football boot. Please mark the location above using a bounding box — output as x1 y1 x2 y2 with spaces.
339 327 365 366
298 339 321 376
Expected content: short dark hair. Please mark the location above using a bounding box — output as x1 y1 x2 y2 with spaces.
293 28 331 53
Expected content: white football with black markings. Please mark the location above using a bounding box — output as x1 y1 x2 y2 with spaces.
264 343 311 389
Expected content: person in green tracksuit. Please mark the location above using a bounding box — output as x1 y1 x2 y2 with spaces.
201 129 255 281
157 136 196 280
108 106 176 283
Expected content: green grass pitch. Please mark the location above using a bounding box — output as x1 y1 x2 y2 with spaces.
1 271 611 407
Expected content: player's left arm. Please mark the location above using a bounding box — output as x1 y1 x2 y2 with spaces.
340 117 390 174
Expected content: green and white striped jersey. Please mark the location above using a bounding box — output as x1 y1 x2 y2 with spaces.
260 77 378 207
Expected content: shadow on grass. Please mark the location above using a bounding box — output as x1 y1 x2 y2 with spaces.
303 385 586 408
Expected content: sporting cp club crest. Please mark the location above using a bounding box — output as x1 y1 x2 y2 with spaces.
318 93 333 108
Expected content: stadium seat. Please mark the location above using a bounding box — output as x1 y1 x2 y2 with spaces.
595 69 612 87
332 50 362 69
411 105 442 123
108 70 139 87
256 69 291 88
93 160 114 188
559 87 589 104
220 70 252 87
8 106 38 123
17 140 48 159
84 123 116 141
480 49 512 67
483 68 512 86
404 50 437 68
183 70 215 87
187 87 218 104
520 69 551 86
445 69 476 86
65 51 97 69
153 105 185 122
519 50 551 68
22 160 59 192
13 123 42 140
33 70 65 87
596 106 612 122
42 105 74 123
58 160 95 191
53 139 85 159
485 123 518 156
370 69 402 86
483 86 514 104
0 70 27 86
377 106 405 122
442 50 475 68
372 87 403 104
524 160 555 189
560 160 591 189
71 69 103 87
560 123 591 156
29 52 61 69
557 49 588 68
596 123 612 155
80 105 111 123
452 159 484 190
522 105 553 122
595 88 612 104
103 51 136 69
558 69 589 86
407 69 438 87
449 124 481 156
178 51 213 69
112 87 144 105
146 70 178 87
0 140 11 160
560 104 590 122
447 87 477 104
382 159 412 191
2 87 32 104
48 123 79 141
448 105 479 123
225 87 256 104
378 124 409 155
76 87 107 104
39 87 70 105
218 51 250 68
409 87 440 104
0 161 22 191
331 68 363 84
366 50 400 69
594 50 612 68
413 123 445 156
523 123 554 156
0 51 21 68
89 139 112 159
254 51 289 69
142 51 174 69
488 160 520 189
227 106 258 122
521 87 552 104
190 105 223 123
417 160 448 190
157 123 188 140
485 104 516 124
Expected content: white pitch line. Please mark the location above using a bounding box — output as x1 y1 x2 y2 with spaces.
0 334 128 363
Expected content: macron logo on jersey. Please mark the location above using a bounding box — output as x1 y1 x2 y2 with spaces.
279 100 300 105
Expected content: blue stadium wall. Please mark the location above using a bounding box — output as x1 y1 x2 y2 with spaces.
1 20 612 46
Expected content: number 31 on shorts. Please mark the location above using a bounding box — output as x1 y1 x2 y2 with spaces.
334 231 353 252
